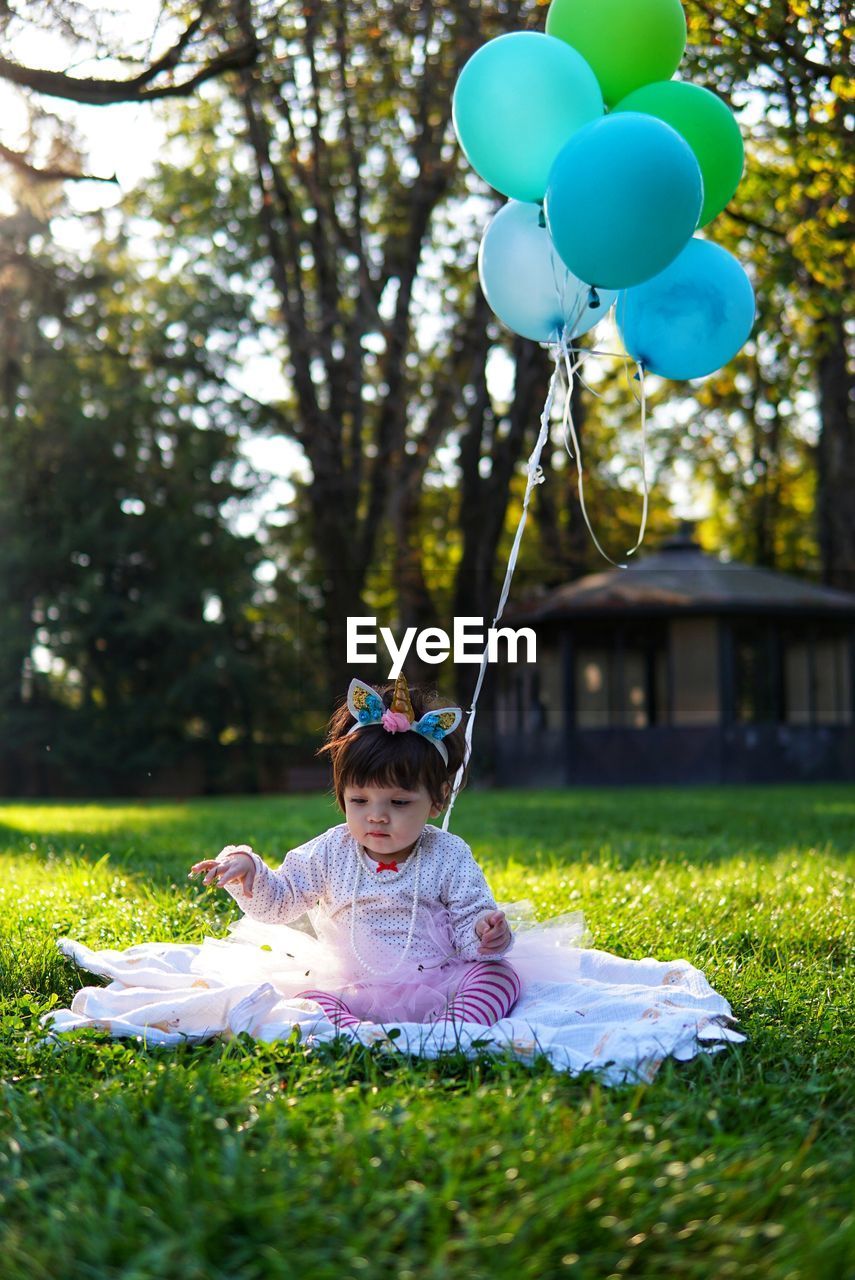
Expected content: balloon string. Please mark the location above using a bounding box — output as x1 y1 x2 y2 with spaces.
560 344 622 401
547 254 602 347
552 348 590 459
441 333 650 828
621 350 642 407
582 347 643 360
572 369 601 399
442 342 564 831
562 346 650 561
560 285 592 353
560 343 629 570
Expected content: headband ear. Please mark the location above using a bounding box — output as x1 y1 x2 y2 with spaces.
346 679 385 727
411 706 463 741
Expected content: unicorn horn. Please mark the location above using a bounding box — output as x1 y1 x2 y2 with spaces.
390 674 415 723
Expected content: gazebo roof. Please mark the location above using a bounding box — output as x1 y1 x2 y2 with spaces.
511 527 855 621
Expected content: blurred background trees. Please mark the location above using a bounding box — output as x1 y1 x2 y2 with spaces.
0 0 850 793
676 0 851 579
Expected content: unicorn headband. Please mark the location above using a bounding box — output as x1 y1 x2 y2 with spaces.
346 675 462 766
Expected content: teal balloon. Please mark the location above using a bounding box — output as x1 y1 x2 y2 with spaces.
616 238 755 379
453 32 604 202
544 112 703 289
478 200 616 342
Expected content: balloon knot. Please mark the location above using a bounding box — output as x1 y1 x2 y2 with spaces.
537 206 546 229
588 286 600 310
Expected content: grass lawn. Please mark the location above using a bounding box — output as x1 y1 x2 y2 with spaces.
0 785 852 1279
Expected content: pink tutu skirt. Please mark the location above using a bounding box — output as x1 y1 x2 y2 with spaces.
194 899 592 1024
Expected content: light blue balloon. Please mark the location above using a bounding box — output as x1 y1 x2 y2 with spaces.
616 238 755 379
545 112 703 289
478 200 616 342
453 32 604 203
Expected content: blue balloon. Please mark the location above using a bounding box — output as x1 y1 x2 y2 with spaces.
478 200 616 342
616 238 755 379
545 112 703 289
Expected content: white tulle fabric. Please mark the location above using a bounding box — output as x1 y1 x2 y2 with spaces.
42 825 746 1084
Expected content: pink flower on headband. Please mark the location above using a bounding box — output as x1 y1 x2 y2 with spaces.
381 709 411 733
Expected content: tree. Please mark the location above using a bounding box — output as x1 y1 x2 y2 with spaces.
214 0 677 703
680 0 853 584
0 180 278 793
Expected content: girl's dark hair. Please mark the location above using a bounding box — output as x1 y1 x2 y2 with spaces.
318 682 467 810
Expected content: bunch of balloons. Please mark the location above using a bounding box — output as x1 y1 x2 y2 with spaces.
453 0 755 380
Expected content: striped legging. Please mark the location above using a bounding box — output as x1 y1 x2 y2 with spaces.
297 960 520 1030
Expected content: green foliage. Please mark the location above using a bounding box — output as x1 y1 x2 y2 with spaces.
0 198 284 791
660 0 852 573
1 787 853 1278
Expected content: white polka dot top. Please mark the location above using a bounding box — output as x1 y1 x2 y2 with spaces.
215 823 512 968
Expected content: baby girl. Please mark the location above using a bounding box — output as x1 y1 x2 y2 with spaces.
189 677 520 1029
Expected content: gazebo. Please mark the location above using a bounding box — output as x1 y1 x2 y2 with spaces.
494 527 855 785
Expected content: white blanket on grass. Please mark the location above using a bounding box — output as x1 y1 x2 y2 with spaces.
43 934 746 1086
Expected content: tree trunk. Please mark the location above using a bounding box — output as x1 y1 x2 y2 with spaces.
817 313 855 590
451 340 554 706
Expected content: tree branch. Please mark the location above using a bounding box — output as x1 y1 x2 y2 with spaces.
0 141 117 184
132 0 216 88
0 3 258 106
724 206 788 241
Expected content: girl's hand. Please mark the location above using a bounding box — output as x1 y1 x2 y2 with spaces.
475 910 511 955
188 846 257 898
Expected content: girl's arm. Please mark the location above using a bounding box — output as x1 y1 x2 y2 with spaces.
443 848 514 961
210 834 328 924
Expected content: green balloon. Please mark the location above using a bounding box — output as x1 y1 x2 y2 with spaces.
614 81 744 225
546 0 686 107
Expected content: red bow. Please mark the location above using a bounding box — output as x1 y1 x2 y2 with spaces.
375 860 399 873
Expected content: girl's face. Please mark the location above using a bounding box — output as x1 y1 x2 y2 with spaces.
343 782 444 860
